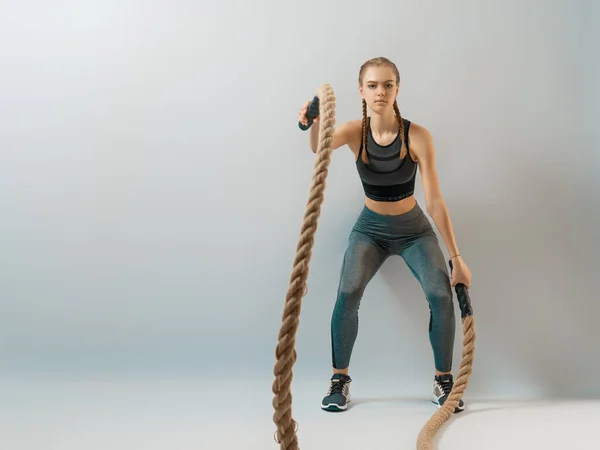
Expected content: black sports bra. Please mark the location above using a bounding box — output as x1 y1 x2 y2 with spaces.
355 117 417 202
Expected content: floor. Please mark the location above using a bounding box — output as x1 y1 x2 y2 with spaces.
1 377 598 450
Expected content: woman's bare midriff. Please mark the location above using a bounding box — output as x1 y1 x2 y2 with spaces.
364 195 417 216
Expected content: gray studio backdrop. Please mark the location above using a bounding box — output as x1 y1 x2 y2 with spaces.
1 0 598 399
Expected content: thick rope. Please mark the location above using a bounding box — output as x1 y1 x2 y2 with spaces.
416 314 476 449
272 83 336 450
272 82 476 450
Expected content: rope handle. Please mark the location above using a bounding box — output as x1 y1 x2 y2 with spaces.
298 95 320 131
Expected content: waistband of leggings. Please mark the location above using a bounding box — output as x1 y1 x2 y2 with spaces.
358 202 424 223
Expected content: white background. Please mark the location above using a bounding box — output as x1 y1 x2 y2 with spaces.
1 0 599 402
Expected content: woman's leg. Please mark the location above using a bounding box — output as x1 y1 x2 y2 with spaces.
399 232 455 374
398 230 465 412
330 230 388 371
321 229 388 412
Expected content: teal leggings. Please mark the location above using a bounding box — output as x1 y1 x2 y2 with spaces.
330 203 456 372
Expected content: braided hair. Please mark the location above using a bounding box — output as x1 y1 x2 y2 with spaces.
358 57 407 164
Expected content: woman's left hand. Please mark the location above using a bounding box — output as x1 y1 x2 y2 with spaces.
450 256 471 288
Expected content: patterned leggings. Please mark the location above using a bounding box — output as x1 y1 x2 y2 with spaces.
330 203 456 372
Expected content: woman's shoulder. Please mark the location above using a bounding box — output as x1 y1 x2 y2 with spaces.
405 120 433 143
404 120 436 161
342 119 363 130
329 119 363 152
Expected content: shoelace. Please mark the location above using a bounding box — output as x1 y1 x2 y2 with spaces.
440 380 453 395
328 380 346 395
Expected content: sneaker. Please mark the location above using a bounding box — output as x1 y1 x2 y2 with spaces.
321 373 352 411
431 374 465 413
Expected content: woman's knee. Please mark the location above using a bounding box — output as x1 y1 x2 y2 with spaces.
334 247 382 314
427 285 454 318
333 285 363 315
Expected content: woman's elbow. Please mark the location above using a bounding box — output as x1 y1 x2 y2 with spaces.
426 198 446 216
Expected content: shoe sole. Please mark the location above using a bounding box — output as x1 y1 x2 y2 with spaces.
431 397 465 413
321 397 351 412
321 403 347 412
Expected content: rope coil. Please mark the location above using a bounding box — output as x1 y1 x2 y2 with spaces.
272 83 476 450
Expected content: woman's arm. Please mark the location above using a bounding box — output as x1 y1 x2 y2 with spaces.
299 97 361 154
410 123 471 286
309 119 361 154
411 124 459 255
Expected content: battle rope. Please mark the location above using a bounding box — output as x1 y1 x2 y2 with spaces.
272 83 336 450
272 83 476 450
417 261 475 450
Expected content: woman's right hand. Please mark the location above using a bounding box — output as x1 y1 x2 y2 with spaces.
298 100 319 127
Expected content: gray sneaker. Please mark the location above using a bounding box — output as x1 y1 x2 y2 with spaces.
431 374 465 413
321 373 352 412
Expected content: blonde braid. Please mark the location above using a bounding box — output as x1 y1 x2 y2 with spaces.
361 99 369 164
393 100 408 159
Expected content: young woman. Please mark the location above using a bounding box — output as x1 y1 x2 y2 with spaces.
298 57 472 413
